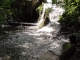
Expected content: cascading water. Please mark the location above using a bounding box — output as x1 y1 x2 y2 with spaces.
37 0 52 28
37 0 64 33
36 0 66 56
49 4 65 32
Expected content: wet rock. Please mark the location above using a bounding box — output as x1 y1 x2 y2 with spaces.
59 46 76 60
39 51 59 60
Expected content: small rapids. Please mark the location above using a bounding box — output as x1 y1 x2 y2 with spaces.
37 0 64 33
0 1 70 60
36 2 67 56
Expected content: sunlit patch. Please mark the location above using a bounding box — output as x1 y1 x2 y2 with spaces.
19 43 32 49
37 26 54 33
44 3 52 9
47 0 52 3
49 41 64 55
21 52 27 56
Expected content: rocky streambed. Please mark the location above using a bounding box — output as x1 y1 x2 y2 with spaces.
0 22 70 60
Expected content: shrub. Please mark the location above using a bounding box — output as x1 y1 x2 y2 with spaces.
58 0 80 32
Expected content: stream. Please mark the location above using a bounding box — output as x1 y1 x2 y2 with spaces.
0 1 70 60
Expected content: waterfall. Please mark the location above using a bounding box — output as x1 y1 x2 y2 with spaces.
37 0 52 28
37 3 45 28
37 0 64 33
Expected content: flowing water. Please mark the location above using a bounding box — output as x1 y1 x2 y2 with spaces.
0 1 70 60
37 1 52 28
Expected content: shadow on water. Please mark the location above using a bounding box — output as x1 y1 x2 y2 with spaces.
0 43 32 60
0 26 23 41
0 44 20 60
0 26 34 60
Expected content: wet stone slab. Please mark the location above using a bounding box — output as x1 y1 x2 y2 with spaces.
39 51 59 60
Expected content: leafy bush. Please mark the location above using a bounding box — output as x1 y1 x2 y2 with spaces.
36 3 44 15
36 2 52 15
0 0 15 26
58 0 80 31
45 8 52 14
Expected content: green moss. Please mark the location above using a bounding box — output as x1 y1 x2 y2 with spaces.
36 3 44 14
45 8 52 14
62 43 74 53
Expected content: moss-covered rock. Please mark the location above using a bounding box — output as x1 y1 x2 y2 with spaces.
62 43 74 53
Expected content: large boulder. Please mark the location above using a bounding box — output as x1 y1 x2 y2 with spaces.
10 0 43 23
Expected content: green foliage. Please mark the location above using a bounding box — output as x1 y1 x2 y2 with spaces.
36 2 52 15
45 8 52 14
58 0 80 31
36 3 44 15
0 0 15 26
